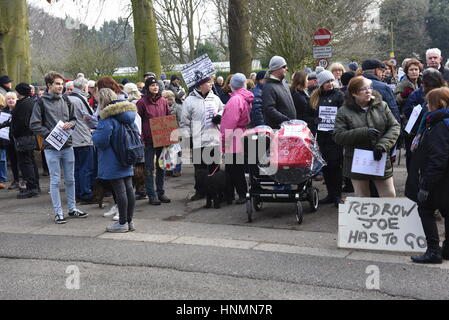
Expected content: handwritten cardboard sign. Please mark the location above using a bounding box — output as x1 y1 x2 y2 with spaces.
150 115 179 148
338 197 427 253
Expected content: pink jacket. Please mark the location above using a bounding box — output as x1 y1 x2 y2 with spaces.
220 88 254 154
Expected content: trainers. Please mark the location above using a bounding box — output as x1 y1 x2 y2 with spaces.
104 205 118 217
159 194 171 204
149 197 161 206
106 222 129 233
17 189 39 199
68 209 88 218
113 213 119 221
54 215 67 224
128 221 135 232
8 181 19 190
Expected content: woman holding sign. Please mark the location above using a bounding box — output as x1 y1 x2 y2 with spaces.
310 70 345 207
333 76 400 198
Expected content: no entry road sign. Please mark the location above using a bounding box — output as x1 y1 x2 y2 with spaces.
313 28 332 47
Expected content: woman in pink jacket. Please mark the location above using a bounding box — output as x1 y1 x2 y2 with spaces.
220 73 254 204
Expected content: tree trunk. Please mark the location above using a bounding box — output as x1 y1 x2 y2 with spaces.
131 0 162 78
228 0 252 76
0 0 31 83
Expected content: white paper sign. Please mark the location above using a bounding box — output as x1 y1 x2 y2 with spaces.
351 149 387 177
181 54 216 88
405 104 423 134
318 106 338 131
45 121 74 151
0 112 11 141
339 197 426 253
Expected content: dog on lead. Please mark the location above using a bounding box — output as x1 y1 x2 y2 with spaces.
195 165 233 209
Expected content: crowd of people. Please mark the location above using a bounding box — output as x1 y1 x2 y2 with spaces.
1 47 449 264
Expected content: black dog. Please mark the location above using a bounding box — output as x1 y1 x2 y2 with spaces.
195 166 233 209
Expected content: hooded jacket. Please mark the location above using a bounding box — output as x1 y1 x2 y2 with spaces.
262 76 296 129
92 101 138 180
220 88 254 154
136 94 171 146
181 89 224 149
333 92 400 180
68 88 94 148
29 92 77 150
405 109 449 209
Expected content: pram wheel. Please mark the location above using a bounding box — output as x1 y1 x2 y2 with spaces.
296 201 303 225
307 187 319 212
246 198 253 223
253 197 263 212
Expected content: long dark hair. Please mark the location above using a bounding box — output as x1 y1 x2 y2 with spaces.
422 68 447 94
291 71 308 91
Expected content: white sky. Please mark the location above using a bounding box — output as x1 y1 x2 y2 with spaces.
27 0 132 29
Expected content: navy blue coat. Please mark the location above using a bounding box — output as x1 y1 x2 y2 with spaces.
250 84 266 128
364 73 401 122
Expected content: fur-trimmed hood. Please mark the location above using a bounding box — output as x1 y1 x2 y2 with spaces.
345 90 384 111
100 100 137 125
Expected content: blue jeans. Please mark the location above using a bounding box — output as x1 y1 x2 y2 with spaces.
0 149 7 182
74 146 94 200
144 145 165 198
45 147 77 217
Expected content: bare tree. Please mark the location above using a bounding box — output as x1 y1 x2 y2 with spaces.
210 0 229 60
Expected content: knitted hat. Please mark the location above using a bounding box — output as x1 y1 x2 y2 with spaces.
195 76 212 87
348 62 359 72
315 66 325 74
317 70 336 88
256 71 267 81
230 73 247 90
304 68 313 74
144 77 158 91
269 56 287 71
15 83 32 97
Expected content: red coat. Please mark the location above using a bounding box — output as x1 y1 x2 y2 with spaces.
136 94 171 145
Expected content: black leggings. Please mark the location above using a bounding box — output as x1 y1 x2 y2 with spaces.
110 177 135 225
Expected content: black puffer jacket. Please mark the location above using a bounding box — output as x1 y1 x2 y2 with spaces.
262 77 296 129
405 109 449 209
313 89 345 162
11 97 35 138
291 88 316 134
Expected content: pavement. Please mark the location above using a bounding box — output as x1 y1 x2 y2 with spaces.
0 155 448 300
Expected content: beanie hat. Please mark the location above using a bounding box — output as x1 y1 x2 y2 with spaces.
315 66 325 74
230 73 247 90
195 76 212 87
317 70 335 88
348 62 359 72
15 83 32 97
304 68 313 74
144 77 158 91
269 56 287 71
171 74 180 82
256 71 267 81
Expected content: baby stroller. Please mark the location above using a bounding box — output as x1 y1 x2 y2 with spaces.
243 121 326 224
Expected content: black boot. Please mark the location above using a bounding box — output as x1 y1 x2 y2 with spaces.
443 241 449 260
411 247 443 264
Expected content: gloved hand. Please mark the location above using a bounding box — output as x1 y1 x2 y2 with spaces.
212 115 222 125
417 189 429 203
373 146 384 161
368 128 381 139
314 117 322 125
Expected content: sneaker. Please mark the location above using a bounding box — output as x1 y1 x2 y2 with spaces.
104 205 118 217
159 194 171 204
149 197 161 206
8 181 19 190
113 213 119 221
106 221 129 233
68 209 88 218
128 221 136 232
54 215 67 224
17 189 39 199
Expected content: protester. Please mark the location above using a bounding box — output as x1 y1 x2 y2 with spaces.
263 56 296 129
0 75 13 96
307 72 319 94
167 75 186 105
93 88 137 233
3 92 21 190
348 62 359 72
136 82 145 93
220 73 253 205
143 72 165 93
340 71 356 94
181 76 224 201
310 70 345 207
383 60 398 85
124 83 142 104
65 81 74 96
330 63 346 89
219 74 234 104
30 71 88 224
249 71 266 128
362 59 401 122
290 71 315 133
395 59 423 112
162 90 182 177
426 48 449 82
137 77 172 206
97 77 127 100
334 76 400 197
68 77 96 205
406 87 449 264
0 94 8 189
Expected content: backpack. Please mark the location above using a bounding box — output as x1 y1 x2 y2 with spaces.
111 121 144 167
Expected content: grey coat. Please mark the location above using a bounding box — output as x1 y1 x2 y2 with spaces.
68 88 94 148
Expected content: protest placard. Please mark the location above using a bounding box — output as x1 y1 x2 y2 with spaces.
338 197 426 253
181 54 216 88
351 149 387 177
45 121 73 151
150 115 179 148
0 112 11 141
318 106 338 131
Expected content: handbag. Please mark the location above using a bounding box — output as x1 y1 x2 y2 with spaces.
14 135 37 152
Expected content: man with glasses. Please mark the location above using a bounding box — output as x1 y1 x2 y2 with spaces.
263 56 297 129
362 59 401 122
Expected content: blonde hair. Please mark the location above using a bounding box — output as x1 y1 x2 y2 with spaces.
0 94 5 108
161 90 175 100
98 88 117 110
5 91 17 100
330 63 346 73
124 83 142 102
310 87 323 110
